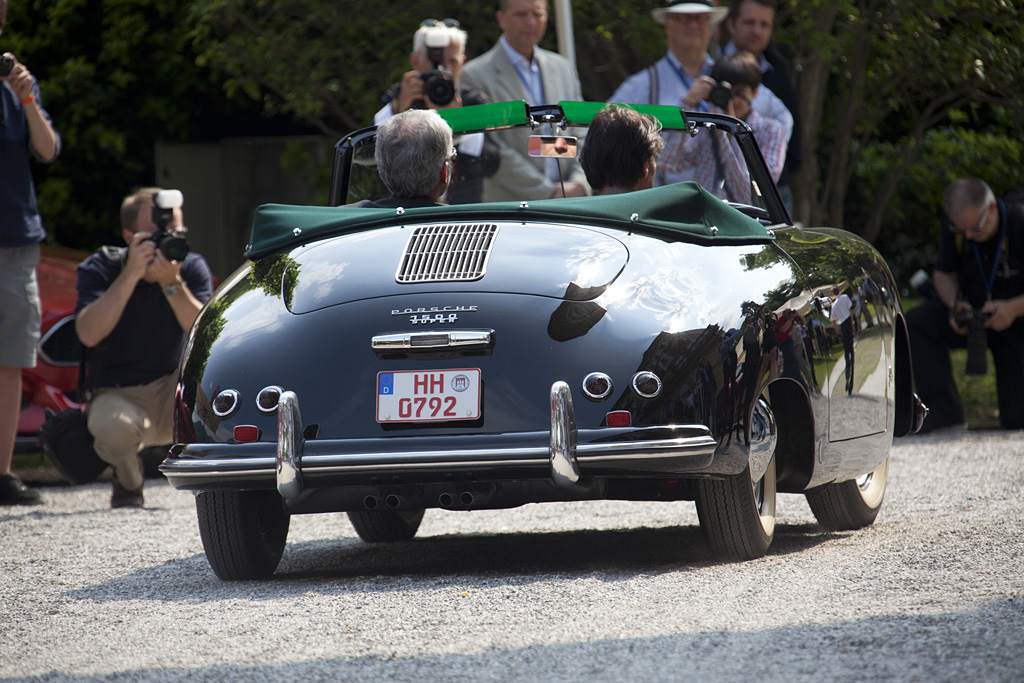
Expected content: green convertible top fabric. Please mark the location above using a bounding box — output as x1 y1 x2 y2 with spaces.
245 181 772 260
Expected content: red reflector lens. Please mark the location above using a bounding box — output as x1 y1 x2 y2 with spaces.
234 425 260 442
606 410 631 427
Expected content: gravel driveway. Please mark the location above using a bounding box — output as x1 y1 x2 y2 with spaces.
2 428 1022 682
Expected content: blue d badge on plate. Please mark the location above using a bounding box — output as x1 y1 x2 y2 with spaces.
378 373 394 395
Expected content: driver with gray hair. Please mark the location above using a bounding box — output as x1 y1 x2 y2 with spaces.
356 109 454 209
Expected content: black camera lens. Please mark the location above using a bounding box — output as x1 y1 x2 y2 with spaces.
0 56 14 77
156 232 190 262
421 69 455 106
708 83 733 110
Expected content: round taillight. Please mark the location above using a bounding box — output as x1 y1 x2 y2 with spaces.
632 371 662 399
582 372 613 400
212 389 240 418
256 386 283 414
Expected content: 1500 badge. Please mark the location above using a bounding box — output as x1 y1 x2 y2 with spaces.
392 305 477 325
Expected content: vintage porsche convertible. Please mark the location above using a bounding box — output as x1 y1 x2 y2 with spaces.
161 101 926 580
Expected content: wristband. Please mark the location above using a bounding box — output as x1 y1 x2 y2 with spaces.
20 94 35 105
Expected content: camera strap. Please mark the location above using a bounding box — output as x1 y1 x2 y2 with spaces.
970 223 1004 301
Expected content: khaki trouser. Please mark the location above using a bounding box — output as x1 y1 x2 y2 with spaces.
87 373 176 490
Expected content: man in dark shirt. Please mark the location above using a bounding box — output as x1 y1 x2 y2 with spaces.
0 1 61 506
75 188 213 507
907 177 1024 432
374 19 498 204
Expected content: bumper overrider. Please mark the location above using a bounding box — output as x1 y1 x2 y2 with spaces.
160 382 720 494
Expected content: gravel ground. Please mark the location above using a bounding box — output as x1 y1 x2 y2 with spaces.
1 428 1022 682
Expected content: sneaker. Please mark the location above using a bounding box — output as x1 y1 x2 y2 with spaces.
0 473 44 506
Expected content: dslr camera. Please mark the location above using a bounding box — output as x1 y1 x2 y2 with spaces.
0 55 15 77
707 80 733 110
418 27 455 106
911 270 990 375
149 190 190 261
952 307 991 375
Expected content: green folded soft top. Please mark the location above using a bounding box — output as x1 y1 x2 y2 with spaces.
245 181 773 260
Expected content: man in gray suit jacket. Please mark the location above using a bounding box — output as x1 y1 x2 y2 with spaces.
460 0 589 201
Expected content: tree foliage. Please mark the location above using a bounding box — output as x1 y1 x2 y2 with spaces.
777 0 1024 242
7 0 1023 270
5 0 303 249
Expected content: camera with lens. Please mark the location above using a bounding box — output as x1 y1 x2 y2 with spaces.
149 190 190 261
418 27 455 106
707 81 733 110
0 55 14 77
952 308 991 375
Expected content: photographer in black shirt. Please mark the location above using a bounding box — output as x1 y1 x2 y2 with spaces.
907 177 1024 432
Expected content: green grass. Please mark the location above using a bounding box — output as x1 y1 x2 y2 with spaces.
950 349 1000 429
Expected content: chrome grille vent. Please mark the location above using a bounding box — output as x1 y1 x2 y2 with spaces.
396 223 498 283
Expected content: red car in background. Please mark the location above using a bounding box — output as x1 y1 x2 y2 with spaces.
15 245 88 454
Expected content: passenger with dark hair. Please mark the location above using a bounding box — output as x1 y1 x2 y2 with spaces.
580 106 665 195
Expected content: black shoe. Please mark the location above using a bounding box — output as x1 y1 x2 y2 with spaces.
0 473 44 506
111 480 144 508
110 473 144 509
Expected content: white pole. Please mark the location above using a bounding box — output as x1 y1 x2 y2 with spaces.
553 0 576 68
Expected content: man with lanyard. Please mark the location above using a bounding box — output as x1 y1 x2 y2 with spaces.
609 1 725 115
460 0 588 201
907 177 1024 432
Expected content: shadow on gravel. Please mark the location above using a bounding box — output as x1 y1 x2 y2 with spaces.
64 522 836 603
24 597 1024 682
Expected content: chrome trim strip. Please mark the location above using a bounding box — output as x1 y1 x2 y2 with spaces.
276 391 303 499
371 329 494 350
550 381 581 487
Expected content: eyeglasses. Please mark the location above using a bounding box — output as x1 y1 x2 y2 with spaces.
949 199 992 233
421 18 460 29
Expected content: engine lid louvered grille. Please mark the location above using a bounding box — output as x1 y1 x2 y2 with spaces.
396 223 499 283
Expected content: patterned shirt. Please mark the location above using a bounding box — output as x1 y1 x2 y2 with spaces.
659 108 787 201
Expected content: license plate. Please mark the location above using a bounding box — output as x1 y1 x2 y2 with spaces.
376 369 481 423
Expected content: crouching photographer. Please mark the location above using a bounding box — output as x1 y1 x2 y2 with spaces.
907 177 1024 432
74 187 213 507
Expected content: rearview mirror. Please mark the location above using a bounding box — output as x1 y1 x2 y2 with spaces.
528 135 578 158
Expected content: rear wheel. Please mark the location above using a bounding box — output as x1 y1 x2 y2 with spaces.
696 396 777 560
347 509 425 542
196 490 290 580
805 456 888 531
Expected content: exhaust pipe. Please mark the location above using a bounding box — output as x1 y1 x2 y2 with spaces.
363 495 380 510
438 492 456 508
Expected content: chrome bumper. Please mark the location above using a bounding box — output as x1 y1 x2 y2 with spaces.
161 382 719 495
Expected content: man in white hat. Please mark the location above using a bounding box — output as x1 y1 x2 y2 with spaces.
608 1 728 111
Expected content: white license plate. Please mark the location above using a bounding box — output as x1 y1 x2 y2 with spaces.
376 369 481 423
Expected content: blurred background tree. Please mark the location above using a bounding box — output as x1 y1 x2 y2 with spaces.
6 0 1022 284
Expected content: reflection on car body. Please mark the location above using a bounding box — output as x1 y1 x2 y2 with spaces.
161 101 927 580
